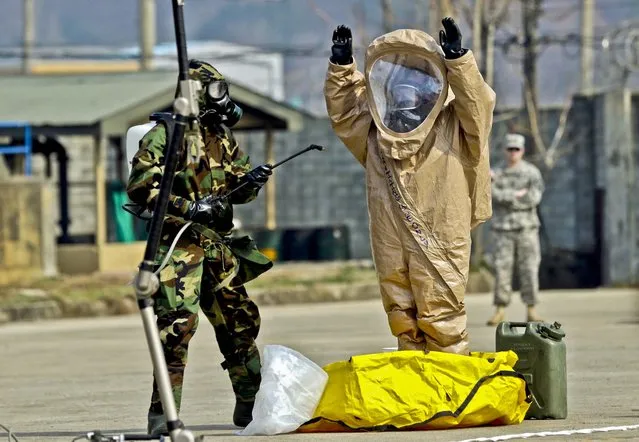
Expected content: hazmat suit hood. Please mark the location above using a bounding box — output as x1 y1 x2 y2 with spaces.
364 29 455 160
187 59 243 127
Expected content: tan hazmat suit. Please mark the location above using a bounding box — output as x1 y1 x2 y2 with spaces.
324 29 496 354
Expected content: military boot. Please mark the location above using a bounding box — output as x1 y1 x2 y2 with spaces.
486 306 505 326
147 410 169 437
527 305 543 322
233 400 256 428
222 349 262 427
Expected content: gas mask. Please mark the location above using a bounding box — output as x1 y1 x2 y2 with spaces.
201 79 243 127
187 59 243 128
368 54 444 134
385 82 440 133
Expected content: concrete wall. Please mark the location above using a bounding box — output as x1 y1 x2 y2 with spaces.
594 90 638 286
234 119 371 259
480 100 604 288
631 96 639 284
0 178 57 284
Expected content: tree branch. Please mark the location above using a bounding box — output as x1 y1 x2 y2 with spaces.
545 96 574 168
306 0 334 25
493 110 520 123
486 0 513 26
523 75 549 166
459 1 475 28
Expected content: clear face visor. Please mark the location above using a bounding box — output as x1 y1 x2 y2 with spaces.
369 55 444 134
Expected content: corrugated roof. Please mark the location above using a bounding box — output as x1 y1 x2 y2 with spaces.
0 70 309 130
0 71 177 126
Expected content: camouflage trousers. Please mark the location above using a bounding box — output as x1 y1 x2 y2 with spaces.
149 229 261 417
491 227 541 307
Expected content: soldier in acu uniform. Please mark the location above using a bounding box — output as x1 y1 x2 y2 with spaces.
127 59 273 435
487 133 545 326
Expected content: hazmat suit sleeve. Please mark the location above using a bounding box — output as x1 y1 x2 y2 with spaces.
324 60 373 167
511 166 544 210
444 51 496 229
444 51 496 161
126 124 191 216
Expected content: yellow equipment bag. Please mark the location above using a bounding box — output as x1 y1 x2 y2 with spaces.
298 350 531 432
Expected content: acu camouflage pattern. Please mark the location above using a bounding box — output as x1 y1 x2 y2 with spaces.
126 76 266 420
490 160 544 231
492 228 541 307
490 160 544 307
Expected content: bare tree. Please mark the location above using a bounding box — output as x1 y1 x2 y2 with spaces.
454 0 513 85
381 0 394 33
508 0 582 179
521 80 576 176
353 1 369 58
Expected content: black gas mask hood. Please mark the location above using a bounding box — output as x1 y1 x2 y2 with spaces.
200 80 243 127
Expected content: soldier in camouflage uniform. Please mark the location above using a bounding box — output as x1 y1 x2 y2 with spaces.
127 59 273 435
486 133 545 326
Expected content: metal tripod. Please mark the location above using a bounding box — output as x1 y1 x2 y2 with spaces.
129 1 200 440
78 1 200 441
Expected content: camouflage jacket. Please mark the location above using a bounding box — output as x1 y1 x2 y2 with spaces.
126 121 257 237
490 160 544 231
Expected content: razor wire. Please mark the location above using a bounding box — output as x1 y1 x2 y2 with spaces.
601 19 639 73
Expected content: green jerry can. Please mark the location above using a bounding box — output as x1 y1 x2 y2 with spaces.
496 321 567 419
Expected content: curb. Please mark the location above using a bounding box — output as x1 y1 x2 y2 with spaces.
250 282 381 305
0 294 139 325
0 271 494 325
0 283 381 325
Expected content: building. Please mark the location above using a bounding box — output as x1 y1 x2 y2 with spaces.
0 69 310 280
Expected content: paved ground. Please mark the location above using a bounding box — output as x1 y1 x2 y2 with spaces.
1 288 639 442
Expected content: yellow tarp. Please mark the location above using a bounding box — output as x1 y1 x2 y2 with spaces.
298 350 531 432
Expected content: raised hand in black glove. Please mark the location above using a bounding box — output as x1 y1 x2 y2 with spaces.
185 195 226 225
331 25 353 65
439 17 468 60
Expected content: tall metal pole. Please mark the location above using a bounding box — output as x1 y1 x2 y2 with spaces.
22 0 35 74
580 0 595 93
264 127 276 230
485 18 495 87
472 0 483 71
132 1 200 440
139 0 156 71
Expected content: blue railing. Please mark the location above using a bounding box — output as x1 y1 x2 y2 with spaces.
0 121 32 175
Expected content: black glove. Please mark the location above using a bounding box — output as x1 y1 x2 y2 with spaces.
330 25 353 65
439 17 468 60
239 164 273 192
185 195 226 225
